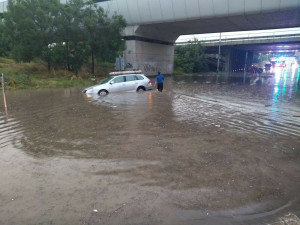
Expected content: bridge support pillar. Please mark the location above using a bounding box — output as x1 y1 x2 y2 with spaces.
122 25 178 76
124 39 174 76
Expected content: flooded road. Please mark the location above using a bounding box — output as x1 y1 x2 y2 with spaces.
0 69 299 224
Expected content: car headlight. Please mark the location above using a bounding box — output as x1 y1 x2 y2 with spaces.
86 89 93 94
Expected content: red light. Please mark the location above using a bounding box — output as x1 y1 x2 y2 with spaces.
148 81 152 85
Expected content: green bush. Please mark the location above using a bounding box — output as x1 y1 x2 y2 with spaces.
174 41 209 74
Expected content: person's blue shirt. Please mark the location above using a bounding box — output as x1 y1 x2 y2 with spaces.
156 74 164 84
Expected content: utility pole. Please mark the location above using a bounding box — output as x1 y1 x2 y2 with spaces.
217 32 222 75
243 51 248 84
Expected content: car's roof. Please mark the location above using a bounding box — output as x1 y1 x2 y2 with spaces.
111 74 144 77
109 70 143 76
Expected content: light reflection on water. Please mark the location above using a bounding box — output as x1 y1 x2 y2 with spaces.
171 69 299 138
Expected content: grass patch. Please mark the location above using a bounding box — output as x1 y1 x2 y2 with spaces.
173 67 186 75
0 57 110 90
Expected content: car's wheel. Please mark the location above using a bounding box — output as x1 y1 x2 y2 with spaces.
137 86 145 92
98 89 108 96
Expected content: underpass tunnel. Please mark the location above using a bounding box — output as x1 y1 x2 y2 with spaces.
204 42 300 74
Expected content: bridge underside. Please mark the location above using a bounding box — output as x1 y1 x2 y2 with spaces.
123 8 300 75
136 9 300 38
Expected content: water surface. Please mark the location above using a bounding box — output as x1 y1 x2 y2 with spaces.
0 69 299 224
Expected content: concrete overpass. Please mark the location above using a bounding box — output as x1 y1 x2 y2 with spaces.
1 0 300 74
181 31 300 64
176 32 300 72
178 33 300 50
95 0 300 74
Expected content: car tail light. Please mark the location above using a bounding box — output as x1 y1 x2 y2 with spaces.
148 81 152 85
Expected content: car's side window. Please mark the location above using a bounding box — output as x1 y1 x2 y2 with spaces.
126 75 135 82
136 75 144 80
113 76 124 83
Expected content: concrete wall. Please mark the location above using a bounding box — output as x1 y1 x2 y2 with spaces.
124 40 174 76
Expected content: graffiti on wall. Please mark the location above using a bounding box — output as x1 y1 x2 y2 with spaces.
126 61 165 73
142 64 161 73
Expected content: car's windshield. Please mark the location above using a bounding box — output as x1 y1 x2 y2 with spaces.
99 77 113 84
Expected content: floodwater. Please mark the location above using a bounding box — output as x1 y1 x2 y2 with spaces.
0 68 299 225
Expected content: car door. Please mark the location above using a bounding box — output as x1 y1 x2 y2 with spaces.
108 76 126 93
124 75 138 91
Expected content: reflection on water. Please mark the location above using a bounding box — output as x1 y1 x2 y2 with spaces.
85 91 154 108
171 69 299 138
0 70 299 224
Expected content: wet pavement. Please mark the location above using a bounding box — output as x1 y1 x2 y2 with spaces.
0 68 299 224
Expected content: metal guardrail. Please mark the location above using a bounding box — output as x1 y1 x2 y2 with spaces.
176 33 300 45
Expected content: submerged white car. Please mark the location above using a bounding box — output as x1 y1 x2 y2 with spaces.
83 71 152 95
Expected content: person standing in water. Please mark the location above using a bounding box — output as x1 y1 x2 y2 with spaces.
155 72 164 92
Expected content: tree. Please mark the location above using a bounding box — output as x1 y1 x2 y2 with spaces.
5 0 60 70
98 14 126 62
82 1 126 74
5 0 41 62
4 0 127 74
174 41 209 73
0 20 11 57
54 0 85 71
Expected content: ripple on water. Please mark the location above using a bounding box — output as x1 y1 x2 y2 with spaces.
172 94 300 138
0 115 24 149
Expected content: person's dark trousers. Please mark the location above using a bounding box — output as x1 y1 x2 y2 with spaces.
157 83 163 92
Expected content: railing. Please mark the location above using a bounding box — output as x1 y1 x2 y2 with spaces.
176 28 300 45
176 33 300 45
